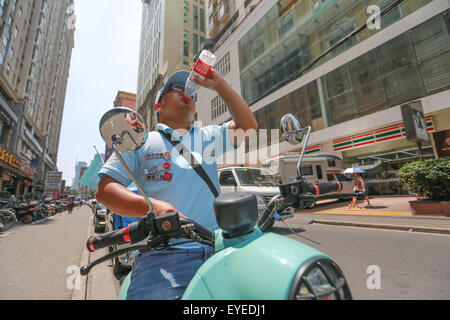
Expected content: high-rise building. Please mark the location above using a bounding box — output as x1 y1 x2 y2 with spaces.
137 0 208 129
196 0 450 196
72 161 86 191
207 0 262 51
0 0 75 196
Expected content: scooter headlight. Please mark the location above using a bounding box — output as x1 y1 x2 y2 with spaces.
289 257 352 300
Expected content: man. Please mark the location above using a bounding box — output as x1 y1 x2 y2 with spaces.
96 69 258 299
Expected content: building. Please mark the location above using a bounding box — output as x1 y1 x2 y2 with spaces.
114 90 136 110
0 0 75 197
207 0 262 51
104 91 137 162
72 160 86 192
196 0 450 195
136 0 209 130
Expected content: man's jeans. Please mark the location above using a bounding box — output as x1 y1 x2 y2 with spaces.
126 245 215 300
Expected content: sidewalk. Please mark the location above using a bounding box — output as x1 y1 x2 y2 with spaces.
294 197 450 235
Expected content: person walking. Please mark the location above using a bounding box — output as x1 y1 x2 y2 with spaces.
67 196 74 214
347 173 371 209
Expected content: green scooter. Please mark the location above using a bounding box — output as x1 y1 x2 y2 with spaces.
80 108 352 300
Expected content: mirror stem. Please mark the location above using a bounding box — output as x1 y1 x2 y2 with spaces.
111 143 154 214
296 126 312 181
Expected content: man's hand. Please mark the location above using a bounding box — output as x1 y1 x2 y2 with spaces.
192 69 226 92
151 198 187 219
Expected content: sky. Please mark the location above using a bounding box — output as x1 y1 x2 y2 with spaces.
56 0 142 186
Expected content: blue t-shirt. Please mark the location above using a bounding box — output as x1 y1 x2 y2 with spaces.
98 122 237 247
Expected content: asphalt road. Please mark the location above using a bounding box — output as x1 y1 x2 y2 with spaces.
273 217 450 300
0 206 91 300
1 205 449 300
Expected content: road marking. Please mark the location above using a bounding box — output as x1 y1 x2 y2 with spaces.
296 210 411 216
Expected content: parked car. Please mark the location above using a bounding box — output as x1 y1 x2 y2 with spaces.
93 202 107 233
218 167 293 219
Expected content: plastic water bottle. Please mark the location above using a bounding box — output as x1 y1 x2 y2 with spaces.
185 50 217 99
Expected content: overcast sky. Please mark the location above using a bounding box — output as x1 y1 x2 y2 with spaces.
57 0 142 186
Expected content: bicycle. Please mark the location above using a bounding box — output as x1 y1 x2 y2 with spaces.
0 209 17 232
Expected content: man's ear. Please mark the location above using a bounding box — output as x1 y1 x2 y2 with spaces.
153 103 161 113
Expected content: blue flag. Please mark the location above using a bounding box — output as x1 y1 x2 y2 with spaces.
80 154 104 190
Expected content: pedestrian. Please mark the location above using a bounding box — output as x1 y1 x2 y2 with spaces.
347 173 371 209
96 69 258 300
68 197 74 214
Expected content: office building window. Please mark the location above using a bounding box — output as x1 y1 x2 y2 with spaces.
183 30 189 57
193 5 198 30
200 8 205 32
238 0 433 105
410 13 450 94
184 1 189 25
193 33 198 56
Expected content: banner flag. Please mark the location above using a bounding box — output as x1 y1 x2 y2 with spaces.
80 154 104 190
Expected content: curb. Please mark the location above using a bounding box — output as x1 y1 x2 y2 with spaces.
310 219 450 235
71 212 93 300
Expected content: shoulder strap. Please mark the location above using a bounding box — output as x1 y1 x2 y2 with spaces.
158 129 219 198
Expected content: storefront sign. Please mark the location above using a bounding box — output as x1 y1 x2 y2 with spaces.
401 101 430 142
44 171 63 200
0 147 22 170
433 130 450 158
294 145 321 155
333 118 434 152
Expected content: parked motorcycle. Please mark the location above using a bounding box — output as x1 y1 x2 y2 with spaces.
10 201 46 224
80 107 352 300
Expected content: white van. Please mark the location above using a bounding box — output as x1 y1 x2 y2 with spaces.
218 167 293 218
263 153 355 202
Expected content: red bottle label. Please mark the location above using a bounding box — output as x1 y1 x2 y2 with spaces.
193 59 211 78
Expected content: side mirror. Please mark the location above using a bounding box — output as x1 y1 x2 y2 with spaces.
280 114 312 181
281 114 304 145
99 107 147 152
98 107 154 214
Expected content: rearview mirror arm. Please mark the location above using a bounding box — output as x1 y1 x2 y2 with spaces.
296 126 312 181
111 142 154 216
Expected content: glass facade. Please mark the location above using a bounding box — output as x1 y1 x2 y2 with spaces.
247 9 450 148
238 0 434 106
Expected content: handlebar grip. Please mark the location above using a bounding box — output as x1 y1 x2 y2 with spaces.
307 181 342 196
86 219 148 252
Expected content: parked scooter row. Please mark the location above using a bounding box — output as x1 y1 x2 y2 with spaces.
0 200 62 224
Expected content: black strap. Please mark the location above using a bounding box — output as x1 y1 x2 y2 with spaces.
158 129 219 198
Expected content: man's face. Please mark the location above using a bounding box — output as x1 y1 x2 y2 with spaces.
156 86 196 125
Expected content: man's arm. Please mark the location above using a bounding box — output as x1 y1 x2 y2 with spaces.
96 174 185 218
193 70 258 146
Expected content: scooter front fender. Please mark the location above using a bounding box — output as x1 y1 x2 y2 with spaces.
183 231 328 300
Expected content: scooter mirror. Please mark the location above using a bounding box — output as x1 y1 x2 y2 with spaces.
281 114 304 145
99 107 147 152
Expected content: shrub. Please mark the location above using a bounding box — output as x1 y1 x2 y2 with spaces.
397 157 450 201
0 191 11 199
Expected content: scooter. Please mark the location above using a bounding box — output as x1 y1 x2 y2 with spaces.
80 107 352 300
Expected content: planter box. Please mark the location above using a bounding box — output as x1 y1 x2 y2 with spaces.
409 200 450 217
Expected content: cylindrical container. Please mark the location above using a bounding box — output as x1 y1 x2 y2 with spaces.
185 50 217 99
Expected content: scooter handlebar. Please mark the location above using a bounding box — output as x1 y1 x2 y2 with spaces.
306 181 342 196
86 219 148 252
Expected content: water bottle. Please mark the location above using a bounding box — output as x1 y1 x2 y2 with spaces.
185 50 217 99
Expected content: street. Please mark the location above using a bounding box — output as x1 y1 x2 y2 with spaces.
1 203 449 300
0 206 91 300
273 217 450 300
